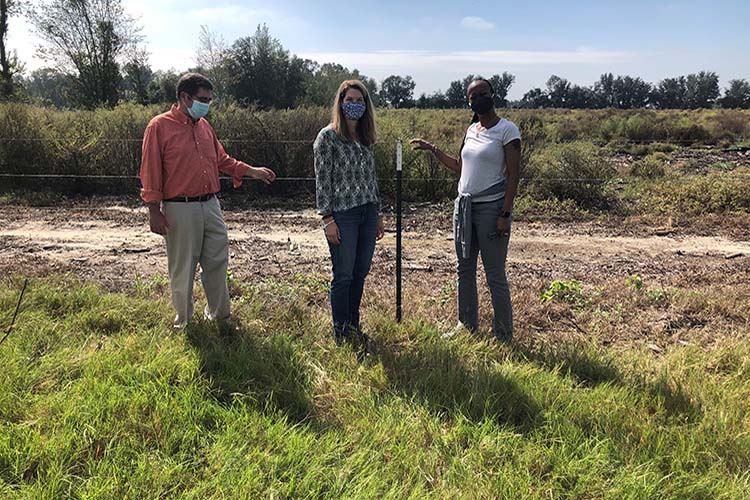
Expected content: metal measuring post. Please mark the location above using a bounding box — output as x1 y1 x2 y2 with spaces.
396 140 403 323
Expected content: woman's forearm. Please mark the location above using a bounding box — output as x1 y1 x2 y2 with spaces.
503 173 519 213
503 139 522 213
432 146 461 174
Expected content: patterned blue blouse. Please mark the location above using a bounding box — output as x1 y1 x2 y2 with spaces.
313 125 380 216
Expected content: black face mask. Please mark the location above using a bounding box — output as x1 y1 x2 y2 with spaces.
470 94 494 115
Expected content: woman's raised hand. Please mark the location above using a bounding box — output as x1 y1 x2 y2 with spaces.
409 138 434 152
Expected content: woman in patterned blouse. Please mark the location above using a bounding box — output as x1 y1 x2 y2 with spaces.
313 80 384 349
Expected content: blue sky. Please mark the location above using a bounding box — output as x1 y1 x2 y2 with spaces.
8 0 750 99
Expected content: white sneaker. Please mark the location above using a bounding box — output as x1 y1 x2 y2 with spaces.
172 315 188 332
442 322 469 339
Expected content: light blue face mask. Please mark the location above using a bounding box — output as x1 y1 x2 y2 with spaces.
187 98 210 119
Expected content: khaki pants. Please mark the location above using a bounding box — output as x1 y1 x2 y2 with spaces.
163 197 230 329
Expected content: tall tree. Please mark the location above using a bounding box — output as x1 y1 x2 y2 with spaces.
0 0 24 98
22 66 73 107
567 84 597 109
612 75 651 109
719 79 750 109
195 25 230 100
146 69 180 104
29 0 141 108
519 88 549 109
416 90 449 109
443 73 515 109
303 62 378 107
225 24 308 109
684 71 720 109
593 73 616 108
652 76 687 109
594 73 651 108
546 75 571 107
486 72 515 107
121 48 152 104
445 79 467 108
379 75 415 108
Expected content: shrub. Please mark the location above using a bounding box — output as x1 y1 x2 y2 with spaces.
669 117 711 143
647 142 679 154
1 104 749 202
526 141 616 209
629 152 669 179
622 114 667 142
643 171 750 215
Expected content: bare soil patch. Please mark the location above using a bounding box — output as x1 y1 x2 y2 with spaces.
1 202 748 350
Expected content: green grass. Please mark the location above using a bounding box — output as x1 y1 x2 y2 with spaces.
1 276 750 499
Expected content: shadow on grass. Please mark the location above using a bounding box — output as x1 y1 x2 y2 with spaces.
185 320 314 424
513 338 703 421
374 337 543 432
514 340 623 388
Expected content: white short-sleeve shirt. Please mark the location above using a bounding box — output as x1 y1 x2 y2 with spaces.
458 118 521 203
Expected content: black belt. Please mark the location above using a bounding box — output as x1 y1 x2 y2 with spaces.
163 193 217 203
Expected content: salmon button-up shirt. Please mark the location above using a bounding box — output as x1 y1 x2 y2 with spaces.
139 104 251 204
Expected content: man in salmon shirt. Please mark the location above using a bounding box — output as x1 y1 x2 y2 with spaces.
140 73 276 330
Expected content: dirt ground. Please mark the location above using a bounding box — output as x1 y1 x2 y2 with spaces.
1 202 748 283
1 201 748 349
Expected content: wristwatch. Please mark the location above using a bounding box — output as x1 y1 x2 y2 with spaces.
500 211 512 218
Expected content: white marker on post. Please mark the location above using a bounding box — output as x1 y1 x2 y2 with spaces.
396 140 402 171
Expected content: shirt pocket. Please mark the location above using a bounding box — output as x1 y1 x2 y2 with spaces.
196 126 218 164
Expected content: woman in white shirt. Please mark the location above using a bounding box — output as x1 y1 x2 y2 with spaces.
410 78 521 342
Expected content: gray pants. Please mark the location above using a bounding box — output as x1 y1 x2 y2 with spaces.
453 198 513 340
163 197 230 329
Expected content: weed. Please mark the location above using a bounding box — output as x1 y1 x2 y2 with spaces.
540 279 590 306
626 274 644 291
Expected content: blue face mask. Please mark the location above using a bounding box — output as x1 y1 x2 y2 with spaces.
342 101 366 121
187 98 210 119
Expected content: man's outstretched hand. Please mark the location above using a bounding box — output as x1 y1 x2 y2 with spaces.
249 166 277 184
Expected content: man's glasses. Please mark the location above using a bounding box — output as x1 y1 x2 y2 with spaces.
190 95 212 104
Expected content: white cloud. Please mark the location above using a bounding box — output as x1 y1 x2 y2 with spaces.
460 16 495 31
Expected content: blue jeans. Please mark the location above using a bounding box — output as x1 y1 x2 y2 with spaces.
453 198 513 341
328 203 379 329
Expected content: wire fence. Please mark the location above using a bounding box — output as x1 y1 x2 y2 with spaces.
1 137 746 145
2 136 749 207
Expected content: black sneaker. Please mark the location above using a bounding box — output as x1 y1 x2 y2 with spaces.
333 322 350 346
349 324 372 358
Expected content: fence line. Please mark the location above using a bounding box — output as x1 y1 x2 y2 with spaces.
0 137 745 145
2 172 749 183
0 138 314 145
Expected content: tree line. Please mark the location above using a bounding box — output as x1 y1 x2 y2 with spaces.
1 0 749 110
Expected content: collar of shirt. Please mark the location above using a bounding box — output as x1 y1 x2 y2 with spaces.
169 103 198 126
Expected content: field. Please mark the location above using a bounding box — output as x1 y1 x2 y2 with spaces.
1 106 750 498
